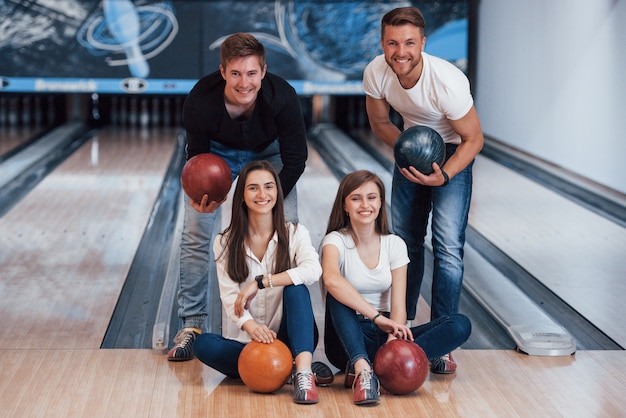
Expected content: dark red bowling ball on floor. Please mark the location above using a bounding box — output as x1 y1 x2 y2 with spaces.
180 153 232 204
238 340 293 393
373 339 429 395
393 125 445 175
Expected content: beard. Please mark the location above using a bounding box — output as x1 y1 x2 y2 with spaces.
386 55 421 77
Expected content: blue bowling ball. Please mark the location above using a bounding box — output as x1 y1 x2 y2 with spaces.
393 126 446 175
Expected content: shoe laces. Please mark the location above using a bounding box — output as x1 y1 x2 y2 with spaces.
295 371 314 391
441 353 451 362
173 329 195 345
358 369 373 390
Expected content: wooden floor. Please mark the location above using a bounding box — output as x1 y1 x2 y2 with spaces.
1 126 625 417
2 349 625 417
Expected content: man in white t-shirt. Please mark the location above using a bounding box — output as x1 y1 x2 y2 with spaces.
363 6 484 374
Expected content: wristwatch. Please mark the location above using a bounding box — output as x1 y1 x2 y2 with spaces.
255 275 265 289
441 169 450 187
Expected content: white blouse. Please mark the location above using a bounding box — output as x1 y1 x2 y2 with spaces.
214 222 321 343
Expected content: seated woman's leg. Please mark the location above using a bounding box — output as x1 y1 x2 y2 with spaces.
324 300 348 369
279 284 322 403
410 313 471 360
277 284 315 357
193 332 245 377
326 293 371 366
327 294 382 404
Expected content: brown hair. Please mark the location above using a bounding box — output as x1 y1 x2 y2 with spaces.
325 170 390 240
216 160 290 283
220 32 266 69
381 6 426 38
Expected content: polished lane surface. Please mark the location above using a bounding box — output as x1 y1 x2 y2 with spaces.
0 127 178 350
470 155 626 348
0 126 40 158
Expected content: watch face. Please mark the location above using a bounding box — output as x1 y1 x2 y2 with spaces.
255 275 264 289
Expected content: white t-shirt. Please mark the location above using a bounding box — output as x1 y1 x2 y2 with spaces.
214 222 322 343
362 52 473 145
320 231 410 313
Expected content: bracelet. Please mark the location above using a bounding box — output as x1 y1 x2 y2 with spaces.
372 313 382 323
441 169 450 187
268 273 273 288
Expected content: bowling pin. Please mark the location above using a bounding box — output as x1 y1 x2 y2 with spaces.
8 97 18 128
151 96 160 128
128 96 138 128
103 0 149 78
119 96 128 127
139 97 149 129
90 93 102 125
21 96 31 127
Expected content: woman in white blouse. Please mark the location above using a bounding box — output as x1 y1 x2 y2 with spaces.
193 160 323 404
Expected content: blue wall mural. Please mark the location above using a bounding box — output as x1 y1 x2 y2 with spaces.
0 0 468 95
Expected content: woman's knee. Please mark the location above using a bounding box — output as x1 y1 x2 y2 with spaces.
451 313 472 342
283 284 312 311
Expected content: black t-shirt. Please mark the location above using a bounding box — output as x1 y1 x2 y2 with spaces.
182 71 307 196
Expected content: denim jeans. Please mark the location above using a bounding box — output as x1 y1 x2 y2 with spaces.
325 293 471 367
178 140 298 329
391 144 473 321
193 284 316 377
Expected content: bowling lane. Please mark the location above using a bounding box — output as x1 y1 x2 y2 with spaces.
0 126 41 159
333 126 624 349
469 155 626 347
0 127 178 350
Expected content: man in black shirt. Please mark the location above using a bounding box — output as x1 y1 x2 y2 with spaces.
169 33 307 362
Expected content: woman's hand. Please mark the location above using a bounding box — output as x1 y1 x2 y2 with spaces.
375 316 414 341
234 281 259 317
243 321 276 344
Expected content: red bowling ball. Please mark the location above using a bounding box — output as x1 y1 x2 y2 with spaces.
373 339 429 395
180 153 232 204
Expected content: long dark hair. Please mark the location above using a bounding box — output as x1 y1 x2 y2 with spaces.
325 170 389 241
216 160 291 283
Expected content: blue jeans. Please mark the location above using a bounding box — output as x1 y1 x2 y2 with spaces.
178 140 298 329
325 293 471 367
193 284 316 377
391 144 473 320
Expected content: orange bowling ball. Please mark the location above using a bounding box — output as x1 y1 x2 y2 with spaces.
238 340 293 393
373 339 429 395
180 153 232 204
